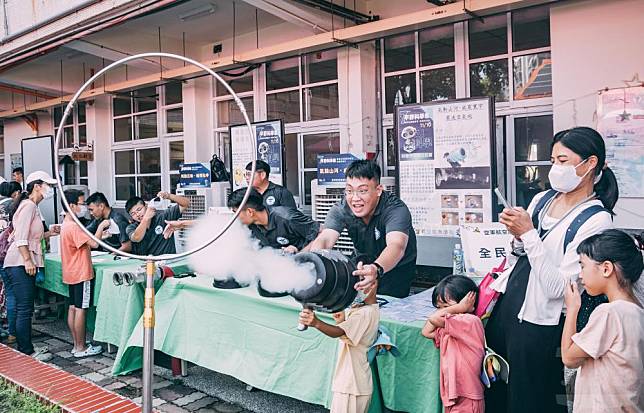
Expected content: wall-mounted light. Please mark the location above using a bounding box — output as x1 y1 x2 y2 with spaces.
179 3 216 22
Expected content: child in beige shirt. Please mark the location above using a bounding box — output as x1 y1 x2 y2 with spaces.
299 281 380 413
562 229 644 413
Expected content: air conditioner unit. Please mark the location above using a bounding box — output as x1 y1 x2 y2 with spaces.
311 177 396 256
174 182 231 252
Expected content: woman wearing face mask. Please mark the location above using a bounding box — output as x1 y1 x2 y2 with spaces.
484 127 618 413
3 171 59 361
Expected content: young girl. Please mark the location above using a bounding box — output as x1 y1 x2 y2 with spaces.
422 275 485 413
298 281 380 413
562 229 644 412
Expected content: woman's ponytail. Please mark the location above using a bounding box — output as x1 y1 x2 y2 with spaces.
594 166 619 213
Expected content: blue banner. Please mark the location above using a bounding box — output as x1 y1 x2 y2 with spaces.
317 153 360 185
179 162 211 188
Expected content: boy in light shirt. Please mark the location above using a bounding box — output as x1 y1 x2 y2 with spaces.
299 281 379 413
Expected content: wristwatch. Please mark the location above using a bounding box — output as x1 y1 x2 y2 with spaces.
372 262 385 280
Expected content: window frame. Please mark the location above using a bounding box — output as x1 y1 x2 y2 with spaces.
53 102 88 186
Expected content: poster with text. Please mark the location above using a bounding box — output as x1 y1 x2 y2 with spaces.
396 98 495 237
230 120 284 191
597 88 644 198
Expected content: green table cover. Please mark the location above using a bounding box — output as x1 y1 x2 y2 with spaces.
114 276 442 413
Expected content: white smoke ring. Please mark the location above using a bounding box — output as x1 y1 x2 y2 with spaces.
54 52 256 262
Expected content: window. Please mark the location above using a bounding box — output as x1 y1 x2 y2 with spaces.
53 102 88 185
511 114 554 208
301 132 340 205
467 6 551 103
266 50 339 124
382 26 456 114
164 82 183 134
114 148 161 201
168 141 184 194
112 87 158 142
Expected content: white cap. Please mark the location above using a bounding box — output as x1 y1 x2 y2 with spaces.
25 170 57 185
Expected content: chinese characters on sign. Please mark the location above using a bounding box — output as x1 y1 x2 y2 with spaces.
230 120 284 191
395 98 496 238
317 153 360 185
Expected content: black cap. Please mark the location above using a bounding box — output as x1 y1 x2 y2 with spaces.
245 160 270 175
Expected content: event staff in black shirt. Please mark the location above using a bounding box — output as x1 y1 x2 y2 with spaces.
309 160 417 298
85 192 132 252
227 187 320 254
245 160 296 208
125 191 190 256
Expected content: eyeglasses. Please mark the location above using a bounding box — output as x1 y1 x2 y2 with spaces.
344 189 371 198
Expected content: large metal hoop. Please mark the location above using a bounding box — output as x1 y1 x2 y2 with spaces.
54 52 256 262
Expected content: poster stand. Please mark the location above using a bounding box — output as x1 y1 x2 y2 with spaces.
394 97 498 239
229 119 286 191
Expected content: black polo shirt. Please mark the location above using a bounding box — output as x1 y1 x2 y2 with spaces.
261 182 296 209
249 206 320 250
85 209 131 250
324 192 417 298
126 204 182 256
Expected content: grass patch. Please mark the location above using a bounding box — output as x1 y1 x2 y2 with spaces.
0 380 60 413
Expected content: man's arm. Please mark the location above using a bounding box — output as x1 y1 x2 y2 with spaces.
158 191 190 213
308 228 341 251
119 240 132 252
129 208 155 243
354 231 409 290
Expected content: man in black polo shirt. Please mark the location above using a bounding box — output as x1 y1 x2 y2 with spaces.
309 160 417 298
227 187 319 253
85 192 132 252
245 160 296 208
125 191 190 256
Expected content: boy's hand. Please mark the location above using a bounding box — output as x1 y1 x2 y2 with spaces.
98 220 111 231
282 245 298 255
143 207 156 221
332 311 345 324
456 291 477 313
564 280 581 313
299 309 318 328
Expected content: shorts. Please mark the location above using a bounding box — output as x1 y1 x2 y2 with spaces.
445 397 484 413
68 279 94 309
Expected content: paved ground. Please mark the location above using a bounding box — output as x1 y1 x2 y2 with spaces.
6 319 328 413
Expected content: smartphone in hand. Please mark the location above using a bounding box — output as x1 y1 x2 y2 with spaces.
494 188 513 210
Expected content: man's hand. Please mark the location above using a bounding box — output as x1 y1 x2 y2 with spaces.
499 207 534 238
143 206 156 221
157 191 171 200
98 220 111 231
282 245 298 255
162 220 183 239
332 311 345 324
353 261 378 292
298 309 319 328
564 280 581 313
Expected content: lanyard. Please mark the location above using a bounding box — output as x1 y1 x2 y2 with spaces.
537 192 597 241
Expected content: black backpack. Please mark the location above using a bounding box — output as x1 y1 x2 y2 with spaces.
210 154 230 183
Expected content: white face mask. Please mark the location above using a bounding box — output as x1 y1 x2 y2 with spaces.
77 205 88 217
41 185 54 200
548 159 591 193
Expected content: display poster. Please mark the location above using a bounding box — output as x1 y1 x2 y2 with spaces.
179 162 211 188
395 98 496 237
597 88 644 198
317 153 360 185
460 223 512 277
10 153 22 170
229 119 284 191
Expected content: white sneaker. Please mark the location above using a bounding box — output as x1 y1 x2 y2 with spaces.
74 344 103 358
71 340 93 355
31 347 53 362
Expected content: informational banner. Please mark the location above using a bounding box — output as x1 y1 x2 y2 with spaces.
229 119 284 191
179 163 211 188
317 153 360 185
395 97 496 237
597 88 644 198
460 223 512 277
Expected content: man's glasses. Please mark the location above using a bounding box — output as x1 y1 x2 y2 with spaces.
344 189 371 198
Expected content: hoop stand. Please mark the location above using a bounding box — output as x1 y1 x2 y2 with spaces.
142 260 156 413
